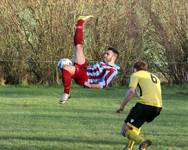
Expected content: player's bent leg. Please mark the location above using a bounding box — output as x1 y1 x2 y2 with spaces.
121 123 144 145
59 66 75 104
121 123 141 150
126 123 141 150
59 93 71 104
121 123 152 150
63 65 76 76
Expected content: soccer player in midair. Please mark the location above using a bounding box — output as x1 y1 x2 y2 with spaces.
116 61 162 150
58 15 120 104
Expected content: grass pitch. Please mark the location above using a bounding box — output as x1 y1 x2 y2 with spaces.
0 84 188 150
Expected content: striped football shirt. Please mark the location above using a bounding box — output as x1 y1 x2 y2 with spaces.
86 61 120 88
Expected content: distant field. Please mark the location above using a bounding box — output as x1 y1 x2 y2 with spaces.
0 84 188 150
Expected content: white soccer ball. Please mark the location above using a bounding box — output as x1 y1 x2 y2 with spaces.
57 58 73 70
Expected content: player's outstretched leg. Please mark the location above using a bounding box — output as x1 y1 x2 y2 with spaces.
77 15 94 22
59 15 93 104
74 15 93 65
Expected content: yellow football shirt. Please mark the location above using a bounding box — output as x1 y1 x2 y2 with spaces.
129 70 162 107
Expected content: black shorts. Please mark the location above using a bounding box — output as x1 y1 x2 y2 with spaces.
124 103 162 128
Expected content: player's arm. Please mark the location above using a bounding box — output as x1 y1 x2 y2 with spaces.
84 82 102 89
116 73 138 113
100 68 118 88
84 67 118 89
116 87 135 113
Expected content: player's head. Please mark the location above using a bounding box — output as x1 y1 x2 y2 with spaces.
103 47 119 63
133 60 148 71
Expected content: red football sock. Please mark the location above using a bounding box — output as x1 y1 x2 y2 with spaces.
74 20 85 45
61 69 72 94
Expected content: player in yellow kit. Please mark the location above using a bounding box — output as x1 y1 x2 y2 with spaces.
116 61 162 150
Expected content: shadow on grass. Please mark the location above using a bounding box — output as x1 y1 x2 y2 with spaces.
0 135 124 145
1 134 187 149
0 85 124 99
0 90 56 98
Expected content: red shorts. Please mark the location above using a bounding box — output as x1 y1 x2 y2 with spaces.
73 62 88 86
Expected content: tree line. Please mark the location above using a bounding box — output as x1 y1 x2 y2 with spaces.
0 0 187 85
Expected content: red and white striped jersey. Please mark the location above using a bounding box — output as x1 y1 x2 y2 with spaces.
86 61 120 88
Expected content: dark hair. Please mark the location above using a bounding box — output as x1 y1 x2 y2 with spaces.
133 61 148 71
108 47 119 57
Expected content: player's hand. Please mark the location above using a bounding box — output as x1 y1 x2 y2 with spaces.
84 81 91 88
116 106 124 113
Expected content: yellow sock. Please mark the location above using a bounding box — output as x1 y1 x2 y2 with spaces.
126 123 143 146
127 126 141 149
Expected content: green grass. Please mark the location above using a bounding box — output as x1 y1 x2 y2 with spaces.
0 84 188 150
